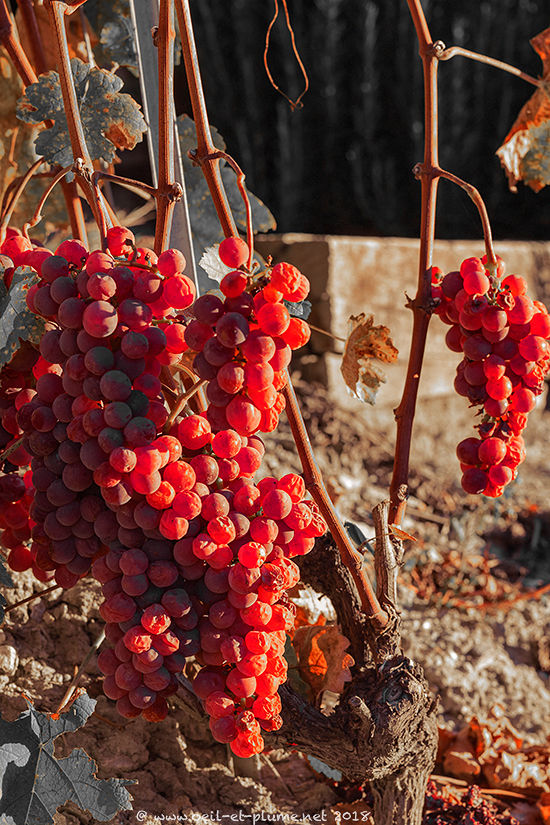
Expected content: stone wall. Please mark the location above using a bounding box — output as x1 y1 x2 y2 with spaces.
255 234 550 427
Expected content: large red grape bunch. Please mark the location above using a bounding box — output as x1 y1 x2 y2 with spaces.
14 227 327 751
187 237 312 436
432 255 550 497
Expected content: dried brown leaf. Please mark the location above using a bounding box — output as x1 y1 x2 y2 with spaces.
496 28 550 191
292 624 354 701
340 313 398 405
440 706 550 796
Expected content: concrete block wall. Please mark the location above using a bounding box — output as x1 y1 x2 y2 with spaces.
255 234 550 427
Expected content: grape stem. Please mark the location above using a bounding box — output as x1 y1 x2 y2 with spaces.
175 0 388 637
430 166 496 267
22 162 77 239
0 159 45 246
190 149 254 271
0 436 26 463
5 583 62 613
54 629 106 714
164 378 208 431
436 43 541 87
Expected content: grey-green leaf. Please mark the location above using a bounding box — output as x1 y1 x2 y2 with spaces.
0 267 44 369
16 59 146 166
0 694 134 824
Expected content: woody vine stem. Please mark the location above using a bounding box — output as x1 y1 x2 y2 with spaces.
390 0 502 526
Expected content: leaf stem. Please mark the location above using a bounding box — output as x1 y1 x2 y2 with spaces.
389 0 439 525
437 44 540 87
17 0 47 74
5 583 62 612
92 171 158 199
55 629 106 714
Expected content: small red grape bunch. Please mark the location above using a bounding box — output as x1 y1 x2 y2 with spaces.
432 254 550 497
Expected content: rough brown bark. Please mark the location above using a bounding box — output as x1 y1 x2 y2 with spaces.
290 535 437 823
268 656 438 801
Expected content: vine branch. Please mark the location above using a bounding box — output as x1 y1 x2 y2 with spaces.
0 0 37 86
174 0 237 239
46 0 109 242
389 1 440 526
154 0 178 254
282 379 388 632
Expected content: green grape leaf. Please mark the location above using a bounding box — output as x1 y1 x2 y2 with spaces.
0 694 134 824
0 267 44 369
16 58 146 167
177 115 276 276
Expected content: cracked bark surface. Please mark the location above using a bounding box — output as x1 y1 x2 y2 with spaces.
267 655 438 824
284 530 438 824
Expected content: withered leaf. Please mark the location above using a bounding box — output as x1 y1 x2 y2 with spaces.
496 28 550 191
440 705 550 796
340 313 398 405
292 624 354 701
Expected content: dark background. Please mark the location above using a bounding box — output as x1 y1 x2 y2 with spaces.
174 0 550 241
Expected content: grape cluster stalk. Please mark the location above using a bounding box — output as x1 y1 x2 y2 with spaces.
0 226 326 756
433 255 550 496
